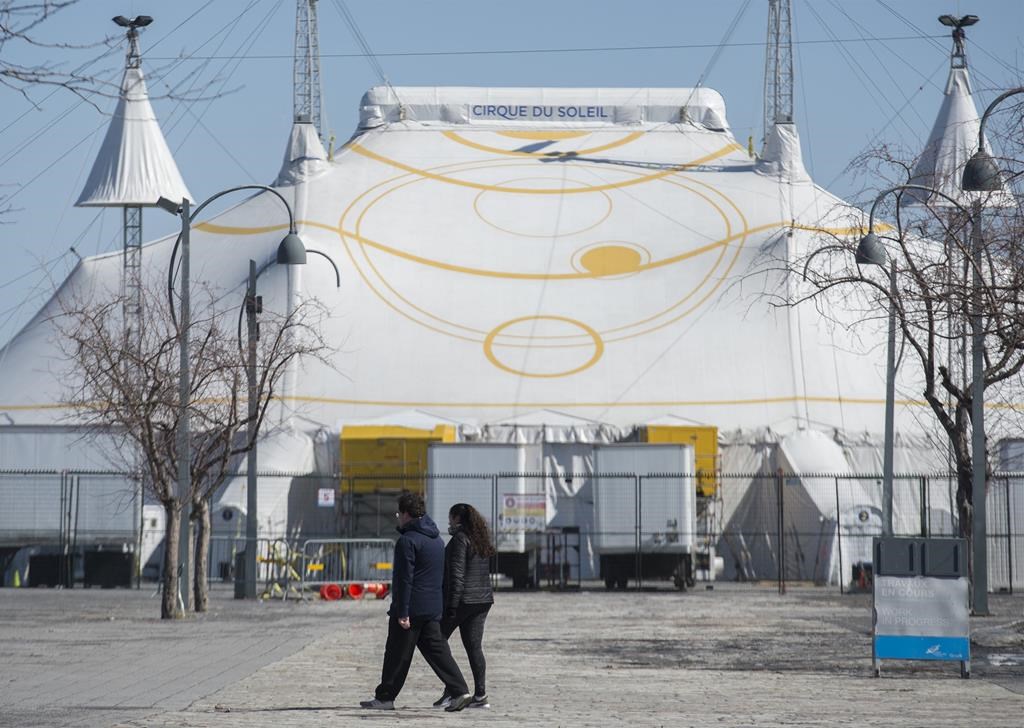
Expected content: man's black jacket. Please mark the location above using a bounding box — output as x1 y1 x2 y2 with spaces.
390 515 444 620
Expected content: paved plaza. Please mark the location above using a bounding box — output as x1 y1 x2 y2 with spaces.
0 583 1021 727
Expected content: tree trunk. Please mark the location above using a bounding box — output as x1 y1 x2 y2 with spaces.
161 502 181 619
953 440 974 608
193 499 211 613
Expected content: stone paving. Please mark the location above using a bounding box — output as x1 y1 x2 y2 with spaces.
0 583 1021 727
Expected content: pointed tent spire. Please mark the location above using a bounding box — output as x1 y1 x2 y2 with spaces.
275 121 330 186
277 1 330 186
756 0 809 182
904 14 1010 208
76 59 191 206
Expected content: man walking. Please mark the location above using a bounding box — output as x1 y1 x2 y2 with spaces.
360 492 473 712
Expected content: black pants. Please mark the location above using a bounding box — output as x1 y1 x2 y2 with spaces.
374 615 468 702
441 602 491 697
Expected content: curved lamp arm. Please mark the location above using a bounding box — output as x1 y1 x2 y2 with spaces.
976 86 1024 154
306 249 341 288
166 185 297 325
866 183 972 233
235 250 340 355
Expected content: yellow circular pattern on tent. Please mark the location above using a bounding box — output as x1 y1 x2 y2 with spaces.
473 177 613 238
484 316 604 378
572 242 650 278
334 156 754 353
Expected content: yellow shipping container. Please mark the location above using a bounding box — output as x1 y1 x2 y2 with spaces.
642 425 719 497
339 425 456 494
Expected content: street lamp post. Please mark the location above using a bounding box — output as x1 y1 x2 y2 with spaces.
157 185 305 612
236 238 339 599
244 260 260 599
961 85 1024 615
858 184 975 540
177 198 191 612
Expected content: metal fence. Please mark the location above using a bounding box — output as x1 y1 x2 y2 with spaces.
298 538 395 593
2 469 1021 594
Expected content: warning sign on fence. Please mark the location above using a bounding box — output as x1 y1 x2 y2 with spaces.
317 488 336 508
499 493 546 532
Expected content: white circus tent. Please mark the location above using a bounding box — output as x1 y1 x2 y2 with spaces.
1 86 942 443
0 83 961 578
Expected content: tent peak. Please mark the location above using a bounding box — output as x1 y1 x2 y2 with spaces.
275 120 330 186
756 122 809 182
76 65 191 207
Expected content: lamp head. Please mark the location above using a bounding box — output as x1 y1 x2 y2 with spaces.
962 149 1002 192
113 15 153 29
938 14 979 28
155 196 182 215
856 232 888 267
276 233 307 265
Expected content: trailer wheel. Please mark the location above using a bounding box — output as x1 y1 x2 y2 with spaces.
672 559 693 591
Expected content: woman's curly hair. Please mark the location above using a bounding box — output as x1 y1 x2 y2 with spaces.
449 502 495 558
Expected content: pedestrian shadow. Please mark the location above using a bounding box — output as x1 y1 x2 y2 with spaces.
209 704 444 718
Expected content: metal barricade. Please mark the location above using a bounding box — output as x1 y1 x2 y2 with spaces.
300 538 395 597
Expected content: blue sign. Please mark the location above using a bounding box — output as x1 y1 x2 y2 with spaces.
872 575 970 677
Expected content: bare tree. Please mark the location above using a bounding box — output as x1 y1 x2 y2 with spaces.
1 2 119 100
57 283 332 618
768 109 1023 589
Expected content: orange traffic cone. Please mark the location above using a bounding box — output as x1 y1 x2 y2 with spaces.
347 582 365 599
320 583 342 601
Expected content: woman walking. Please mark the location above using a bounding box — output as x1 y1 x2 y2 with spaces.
432 502 495 709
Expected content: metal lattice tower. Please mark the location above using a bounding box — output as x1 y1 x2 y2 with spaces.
293 0 324 139
763 0 794 150
118 18 147 350
122 206 142 343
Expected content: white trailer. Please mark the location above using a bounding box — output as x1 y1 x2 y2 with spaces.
426 443 545 587
593 443 696 590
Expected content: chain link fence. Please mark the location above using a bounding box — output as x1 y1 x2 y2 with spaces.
2 469 1021 593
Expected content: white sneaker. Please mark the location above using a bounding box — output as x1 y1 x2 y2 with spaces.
359 698 395 710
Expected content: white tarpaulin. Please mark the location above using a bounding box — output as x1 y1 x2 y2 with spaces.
715 428 955 585
76 67 191 207
904 65 1012 208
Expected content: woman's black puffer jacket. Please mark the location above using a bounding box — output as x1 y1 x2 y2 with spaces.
443 529 493 616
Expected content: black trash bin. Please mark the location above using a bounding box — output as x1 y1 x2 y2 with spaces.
234 551 247 599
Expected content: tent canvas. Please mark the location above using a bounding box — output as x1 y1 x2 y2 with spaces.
0 85 980 557
1 87 928 448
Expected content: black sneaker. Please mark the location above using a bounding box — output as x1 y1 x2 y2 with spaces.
444 693 473 712
469 694 490 709
432 691 451 708
359 698 394 710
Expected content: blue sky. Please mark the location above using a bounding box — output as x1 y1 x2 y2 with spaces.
0 0 1021 344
